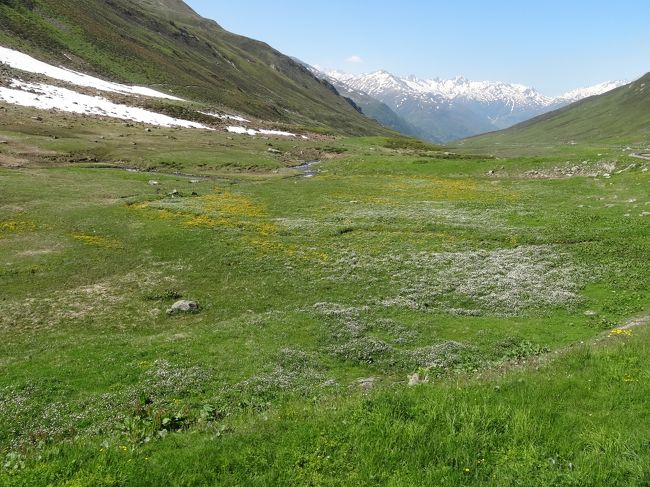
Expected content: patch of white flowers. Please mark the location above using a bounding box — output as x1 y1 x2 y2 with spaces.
324 245 592 316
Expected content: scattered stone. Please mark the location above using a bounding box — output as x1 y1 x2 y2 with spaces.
189 179 201 184
51 135 58 140
167 300 199 315
356 377 376 390
408 372 428 386
321 379 337 388
584 310 598 317
487 170 496 175
0 140 7 144
168 189 180 197
148 180 159 186
145 128 152 133
267 147 282 154
31 116 43 121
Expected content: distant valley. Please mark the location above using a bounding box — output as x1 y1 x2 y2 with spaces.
310 67 625 142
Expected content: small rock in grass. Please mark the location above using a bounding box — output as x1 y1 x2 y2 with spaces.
167 300 199 315
584 310 598 317
321 379 337 388
356 377 376 390
408 372 428 386
168 189 180 197
267 147 282 154
148 180 159 186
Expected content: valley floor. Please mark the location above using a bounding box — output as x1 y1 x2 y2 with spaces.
0 114 649 485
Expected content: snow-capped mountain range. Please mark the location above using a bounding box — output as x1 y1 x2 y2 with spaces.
318 69 626 142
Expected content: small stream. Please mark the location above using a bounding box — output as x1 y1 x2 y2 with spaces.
293 159 320 178
79 159 322 180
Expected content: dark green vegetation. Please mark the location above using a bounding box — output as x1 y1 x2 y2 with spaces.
460 73 650 151
0 0 388 134
1 102 649 484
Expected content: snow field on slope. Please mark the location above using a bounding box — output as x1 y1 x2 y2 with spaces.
226 126 307 138
0 80 211 129
0 45 183 100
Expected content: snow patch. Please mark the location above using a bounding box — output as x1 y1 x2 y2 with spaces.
200 111 250 123
0 80 211 129
226 126 300 137
0 45 183 100
226 126 258 135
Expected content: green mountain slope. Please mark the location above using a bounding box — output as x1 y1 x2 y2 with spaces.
459 73 650 148
0 0 388 134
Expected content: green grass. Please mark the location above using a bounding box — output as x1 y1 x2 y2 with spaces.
0 110 649 485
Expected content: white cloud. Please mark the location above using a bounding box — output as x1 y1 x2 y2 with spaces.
345 55 363 64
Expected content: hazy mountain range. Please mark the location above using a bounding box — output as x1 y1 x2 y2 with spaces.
311 67 626 142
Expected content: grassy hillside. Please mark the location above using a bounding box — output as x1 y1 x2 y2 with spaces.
0 0 388 134
459 73 650 151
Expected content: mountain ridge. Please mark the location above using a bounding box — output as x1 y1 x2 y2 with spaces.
321 68 626 141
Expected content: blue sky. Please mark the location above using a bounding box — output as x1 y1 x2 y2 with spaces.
186 1 650 96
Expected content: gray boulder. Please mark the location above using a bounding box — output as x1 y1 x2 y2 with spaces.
167 300 199 315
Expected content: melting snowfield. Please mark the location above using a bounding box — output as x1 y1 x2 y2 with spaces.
226 126 308 138
0 45 215 128
0 45 306 134
0 80 211 129
200 112 250 123
0 46 182 100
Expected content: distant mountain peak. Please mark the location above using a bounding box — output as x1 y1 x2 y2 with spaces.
557 80 627 103
323 68 627 142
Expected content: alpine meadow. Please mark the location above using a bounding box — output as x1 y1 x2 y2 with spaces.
0 1 649 485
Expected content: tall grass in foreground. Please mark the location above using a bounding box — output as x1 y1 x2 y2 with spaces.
4 326 648 486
